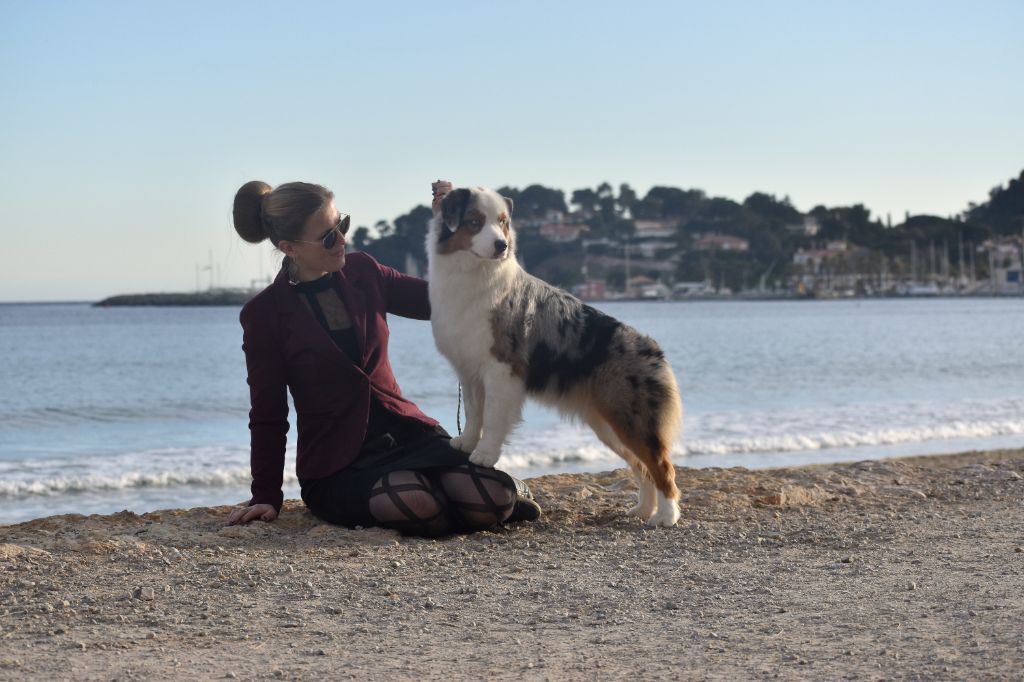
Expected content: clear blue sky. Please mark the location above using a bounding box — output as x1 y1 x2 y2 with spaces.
2 0 1021 301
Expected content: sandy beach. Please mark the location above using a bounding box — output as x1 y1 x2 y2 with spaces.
1 449 1022 681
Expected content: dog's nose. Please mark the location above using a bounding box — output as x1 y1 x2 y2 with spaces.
494 239 508 255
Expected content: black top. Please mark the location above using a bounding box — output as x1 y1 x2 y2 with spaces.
293 274 428 447
293 275 361 364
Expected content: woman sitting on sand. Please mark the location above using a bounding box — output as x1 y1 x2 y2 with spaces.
226 180 541 536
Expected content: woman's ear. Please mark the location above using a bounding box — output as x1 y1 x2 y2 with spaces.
278 240 297 259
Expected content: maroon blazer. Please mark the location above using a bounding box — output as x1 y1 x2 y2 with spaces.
239 251 438 512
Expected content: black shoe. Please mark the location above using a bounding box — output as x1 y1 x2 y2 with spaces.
505 477 542 523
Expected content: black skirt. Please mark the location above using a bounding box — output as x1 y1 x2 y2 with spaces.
299 427 474 528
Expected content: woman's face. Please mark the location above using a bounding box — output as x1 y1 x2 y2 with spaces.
284 201 347 279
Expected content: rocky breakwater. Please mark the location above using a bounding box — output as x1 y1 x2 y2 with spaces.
93 290 255 307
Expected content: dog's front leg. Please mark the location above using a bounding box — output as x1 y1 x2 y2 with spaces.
450 378 484 453
468 366 525 468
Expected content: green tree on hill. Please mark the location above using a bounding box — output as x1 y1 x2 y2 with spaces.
967 171 1024 234
570 187 600 215
632 186 707 220
743 192 802 226
507 184 567 218
617 183 638 218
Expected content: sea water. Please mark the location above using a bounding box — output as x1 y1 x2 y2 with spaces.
1 298 1022 524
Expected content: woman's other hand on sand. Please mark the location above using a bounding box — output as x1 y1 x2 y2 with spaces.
431 180 453 216
227 504 278 525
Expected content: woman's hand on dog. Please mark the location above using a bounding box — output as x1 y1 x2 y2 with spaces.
226 503 278 525
431 180 453 216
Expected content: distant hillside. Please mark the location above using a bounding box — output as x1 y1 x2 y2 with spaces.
355 170 1024 293
95 170 1024 302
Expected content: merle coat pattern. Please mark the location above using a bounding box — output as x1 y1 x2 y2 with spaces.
427 186 683 526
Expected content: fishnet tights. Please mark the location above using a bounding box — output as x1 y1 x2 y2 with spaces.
368 464 516 537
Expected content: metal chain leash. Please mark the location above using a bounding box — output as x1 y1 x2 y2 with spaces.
456 383 463 435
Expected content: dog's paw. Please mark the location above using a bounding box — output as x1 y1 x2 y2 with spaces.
627 488 657 519
644 502 680 528
450 435 475 453
468 447 500 468
627 501 655 520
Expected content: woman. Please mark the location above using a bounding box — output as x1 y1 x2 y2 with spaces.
226 180 540 536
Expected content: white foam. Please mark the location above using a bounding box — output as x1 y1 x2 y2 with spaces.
495 395 1024 474
682 396 1024 456
0 444 296 499
3 396 1023 500
684 419 1024 456
0 467 267 496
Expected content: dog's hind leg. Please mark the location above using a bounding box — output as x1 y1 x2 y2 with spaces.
586 415 656 520
467 365 526 468
450 377 484 454
640 440 681 527
593 406 680 526
630 466 658 520
633 441 680 528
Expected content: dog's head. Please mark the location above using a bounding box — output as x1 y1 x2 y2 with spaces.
433 187 515 261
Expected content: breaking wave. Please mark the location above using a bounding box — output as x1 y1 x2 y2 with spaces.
3 398 1023 499
684 419 1024 456
0 445 296 498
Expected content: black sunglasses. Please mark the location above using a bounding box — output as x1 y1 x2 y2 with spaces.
293 214 351 249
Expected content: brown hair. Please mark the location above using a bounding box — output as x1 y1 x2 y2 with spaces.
232 181 334 246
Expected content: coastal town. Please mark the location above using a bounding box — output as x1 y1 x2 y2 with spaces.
96 171 1024 306
362 171 1024 302
511 208 1024 301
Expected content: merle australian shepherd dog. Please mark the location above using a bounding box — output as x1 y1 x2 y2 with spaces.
426 187 683 526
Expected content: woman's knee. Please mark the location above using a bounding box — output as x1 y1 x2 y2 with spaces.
368 471 451 536
438 464 516 529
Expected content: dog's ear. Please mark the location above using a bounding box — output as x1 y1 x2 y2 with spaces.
503 196 514 215
441 188 472 233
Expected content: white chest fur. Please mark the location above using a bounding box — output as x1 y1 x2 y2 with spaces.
429 268 492 372
427 254 517 378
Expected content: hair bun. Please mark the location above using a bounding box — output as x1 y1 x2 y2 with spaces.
232 180 273 243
